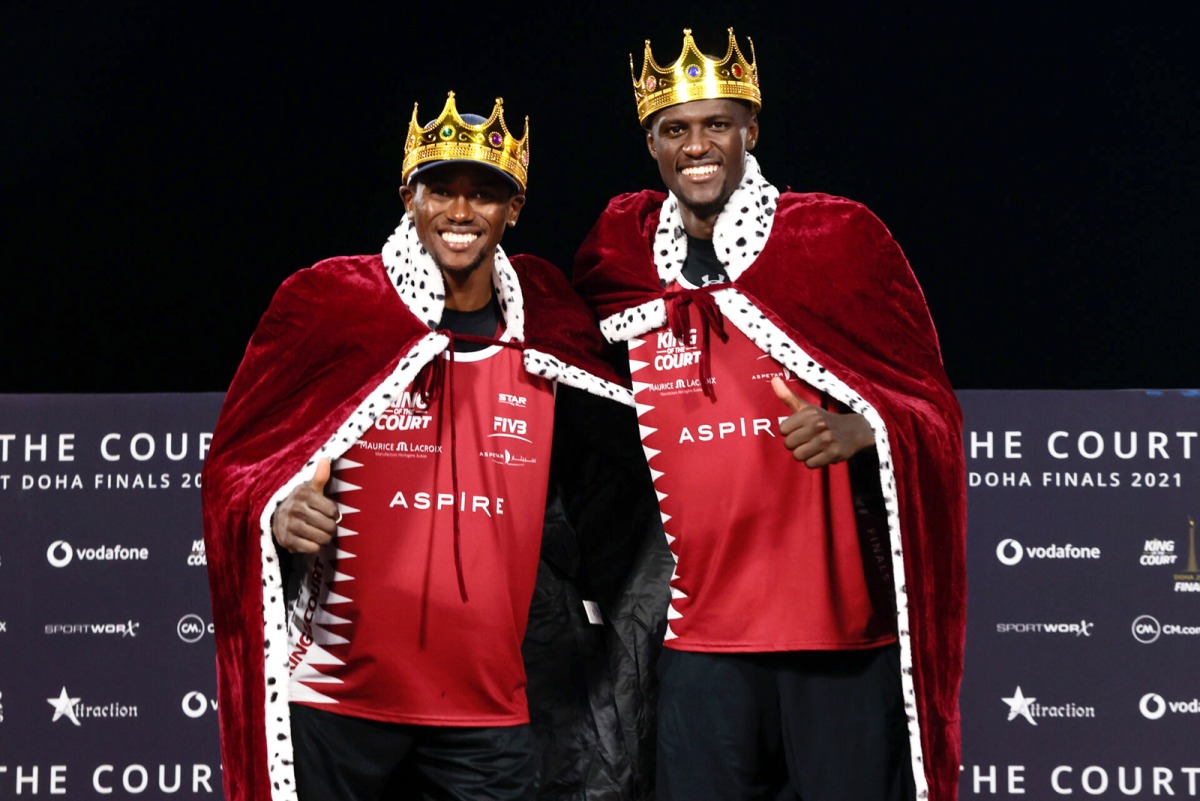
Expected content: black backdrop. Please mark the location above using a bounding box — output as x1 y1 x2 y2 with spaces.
4 5 1197 394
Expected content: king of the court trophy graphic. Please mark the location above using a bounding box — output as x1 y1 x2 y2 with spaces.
1175 517 1200 590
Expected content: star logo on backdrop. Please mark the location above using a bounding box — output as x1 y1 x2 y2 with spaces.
47 686 81 725
1002 686 1037 725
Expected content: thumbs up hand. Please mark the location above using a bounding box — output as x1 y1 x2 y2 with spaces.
771 377 875 468
271 458 339 554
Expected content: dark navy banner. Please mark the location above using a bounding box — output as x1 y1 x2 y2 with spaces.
0 394 224 799
2 391 1198 798
958 390 1200 798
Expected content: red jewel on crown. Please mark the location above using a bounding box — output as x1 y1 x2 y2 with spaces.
645 75 657 92
732 63 743 78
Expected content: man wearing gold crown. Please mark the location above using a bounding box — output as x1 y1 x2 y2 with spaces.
574 29 967 801
202 93 636 801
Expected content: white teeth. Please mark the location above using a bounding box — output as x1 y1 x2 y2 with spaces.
441 232 478 244
681 164 719 177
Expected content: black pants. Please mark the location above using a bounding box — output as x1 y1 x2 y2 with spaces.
656 646 916 801
290 704 539 801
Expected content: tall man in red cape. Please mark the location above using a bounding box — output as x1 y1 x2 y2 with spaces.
202 92 633 801
573 29 967 801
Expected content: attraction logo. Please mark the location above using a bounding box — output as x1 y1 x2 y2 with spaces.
45 539 149 568
1138 692 1200 720
1131 614 1200 644
1170 517 1200 593
176 614 214 643
1001 686 1095 726
47 686 138 726
994 538 1101 566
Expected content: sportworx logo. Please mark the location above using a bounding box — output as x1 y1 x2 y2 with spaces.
996 620 1094 636
1131 614 1200 644
181 691 218 719
995 538 1101 566
46 540 149 567
1139 692 1200 720
45 620 140 637
177 614 214 643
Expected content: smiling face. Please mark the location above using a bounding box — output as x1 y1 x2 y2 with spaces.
400 162 525 292
645 98 759 238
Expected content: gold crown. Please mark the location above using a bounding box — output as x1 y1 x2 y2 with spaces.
402 92 530 192
631 28 760 125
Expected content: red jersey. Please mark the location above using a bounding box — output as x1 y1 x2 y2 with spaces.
287 340 555 725
631 293 895 653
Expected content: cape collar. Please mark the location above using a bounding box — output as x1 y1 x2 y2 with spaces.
651 153 781 284
380 218 525 340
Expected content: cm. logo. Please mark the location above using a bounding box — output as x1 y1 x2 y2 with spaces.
177 614 210 643
1132 615 1162 644
996 539 1024 566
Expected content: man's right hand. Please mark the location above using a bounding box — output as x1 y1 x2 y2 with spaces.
271 458 338 554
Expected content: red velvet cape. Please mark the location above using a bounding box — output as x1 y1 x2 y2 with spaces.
201 252 628 801
574 190 967 801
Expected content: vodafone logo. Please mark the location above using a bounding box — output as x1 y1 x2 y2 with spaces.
47 540 73 567
996 539 1023 565
1140 693 1167 719
181 691 216 718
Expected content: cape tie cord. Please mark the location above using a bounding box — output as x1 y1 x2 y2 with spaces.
414 331 526 607
664 285 729 401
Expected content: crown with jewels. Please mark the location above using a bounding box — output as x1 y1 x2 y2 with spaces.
402 92 530 192
631 28 761 125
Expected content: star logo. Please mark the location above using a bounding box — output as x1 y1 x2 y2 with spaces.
1002 686 1037 725
47 686 81 725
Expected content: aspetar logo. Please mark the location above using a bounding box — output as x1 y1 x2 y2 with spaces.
1139 692 1200 720
996 620 1094 636
995 538 1101 566
177 614 214 643
187 538 207 566
1131 614 1200 644
45 620 140 637
1002 686 1096 726
1140 538 1178 566
479 448 538 468
181 691 218 719
46 539 150 567
47 686 138 725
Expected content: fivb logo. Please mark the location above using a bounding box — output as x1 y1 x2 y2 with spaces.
995 538 1101 566
491 417 531 443
46 540 150 567
1131 614 1200 644
181 691 218 719
1139 692 1200 720
177 614 214 643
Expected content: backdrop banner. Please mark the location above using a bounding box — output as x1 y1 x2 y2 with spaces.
1 391 1197 799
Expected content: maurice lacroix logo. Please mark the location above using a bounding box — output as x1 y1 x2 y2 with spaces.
1131 614 1200 644
46 539 149 567
995 538 1101 566
47 686 138 725
1002 686 1095 725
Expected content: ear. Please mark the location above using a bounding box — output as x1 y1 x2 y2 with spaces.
645 127 658 160
506 193 527 227
746 114 760 152
399 184 416 218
